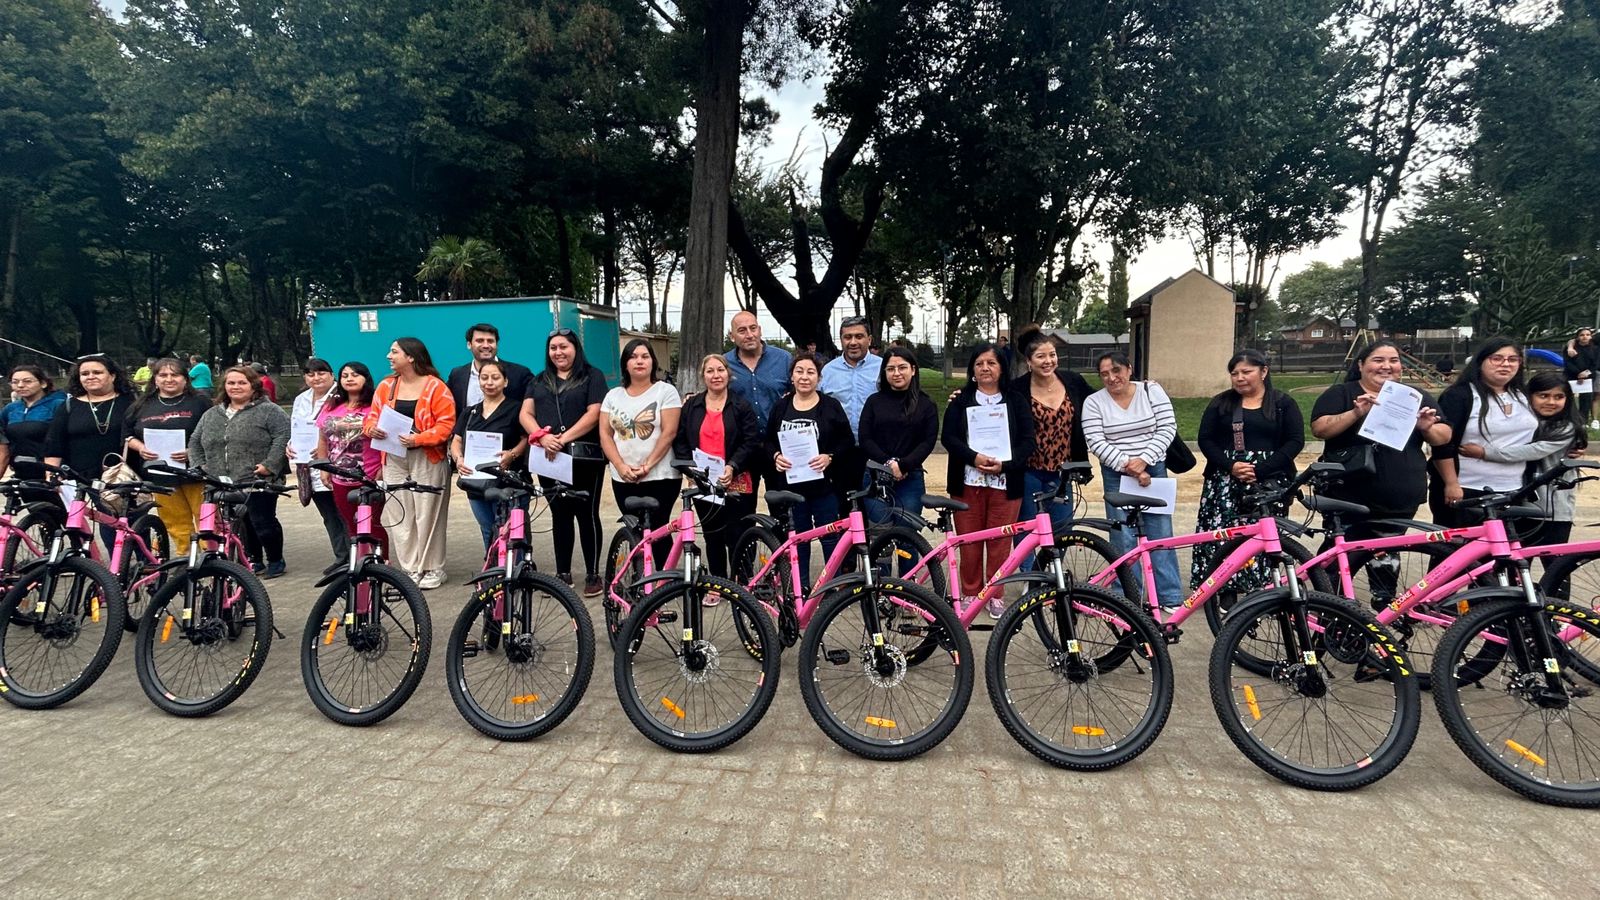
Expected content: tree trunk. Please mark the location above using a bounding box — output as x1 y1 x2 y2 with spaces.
553 206 575 298
675 0 747 391
3 207 20 318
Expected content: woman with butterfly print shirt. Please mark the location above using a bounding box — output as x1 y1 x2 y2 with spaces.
600 339 683 565
767 352 854 590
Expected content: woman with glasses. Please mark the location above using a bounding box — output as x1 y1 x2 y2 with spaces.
522 328 608 596
0 365 67 492
1430 338 1535 526
45 356 139 548
123 359 211 551
365 338 456 590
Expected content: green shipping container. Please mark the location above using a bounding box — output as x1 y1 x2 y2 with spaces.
307 296 621 386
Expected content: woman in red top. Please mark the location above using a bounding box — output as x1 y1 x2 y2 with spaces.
672 354 760 582
364 338 456 589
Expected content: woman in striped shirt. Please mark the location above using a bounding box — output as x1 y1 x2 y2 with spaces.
1081 350 1182 610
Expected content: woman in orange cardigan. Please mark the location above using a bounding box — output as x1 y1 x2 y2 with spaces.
365 337 457 589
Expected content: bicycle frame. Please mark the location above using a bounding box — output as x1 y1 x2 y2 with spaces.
887 508 1062 630
740 505 880 630
1088 513 1293 627
605 499 702 611
0 488 51 576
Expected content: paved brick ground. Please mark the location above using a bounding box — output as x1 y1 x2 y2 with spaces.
2 459 1595 898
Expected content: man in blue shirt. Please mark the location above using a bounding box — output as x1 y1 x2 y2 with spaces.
820 315 882 503
725 309 791 496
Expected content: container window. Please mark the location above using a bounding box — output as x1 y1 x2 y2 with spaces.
359 311 379 333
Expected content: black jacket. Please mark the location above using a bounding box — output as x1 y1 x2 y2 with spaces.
1566 342 1600 381
941 384 1037 499
1008 371 1093 480
1196 391 1305 479
446 360 534 413
858 390 939 473
673 391 762 476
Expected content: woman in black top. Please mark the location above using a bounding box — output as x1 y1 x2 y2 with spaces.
44 354 138 549
858 347 938 525
520 329 608 596
453 360 530 553
767 353 854 589
123 358 212 551
0 365 67 496
1565 327 1600 426
1190 350 1305 593
673 354 761 579
1310 340 1449 533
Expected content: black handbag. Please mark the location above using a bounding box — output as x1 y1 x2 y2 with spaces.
1323 443 1377 476
1143 383 1196 473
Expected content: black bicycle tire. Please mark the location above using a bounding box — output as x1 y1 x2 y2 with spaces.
1208 589 1420 791
445 570 595 741
986 583 1172 770
1 504 64 579
1431 599 1600 807
603 526 643 649
0 555 125 709
731 526 799 648
796 578 974 761
866 526 949 601
134 557 273 717
301 563 432 726
121 514 172 633
613 575 782 752
1045 528 1140 599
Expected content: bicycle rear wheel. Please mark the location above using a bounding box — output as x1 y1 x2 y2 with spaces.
121 514 171 632
2 503 64 580
1044 528 1139 598
603 526 644 649
796 578 973 760
731 526 799 647
135 558 273 717
1539 552 1600 611
1209 589 1420 791
614 575 781 752
301 563 432 726
986 583 1172 770
1431 599 1600 807
0 556 125 709
446 571 594 741
866 526 949 601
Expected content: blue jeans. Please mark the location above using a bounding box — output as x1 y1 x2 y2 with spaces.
786 491 841 589
469 492 529 555
1016 468 1075 569
861 470 925 526
1102 463 1182 607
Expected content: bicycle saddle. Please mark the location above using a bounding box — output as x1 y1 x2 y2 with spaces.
1103 491 1166 511
921 495 969 513
1300 495 1369 517
763 490 804 510
624 496 660 513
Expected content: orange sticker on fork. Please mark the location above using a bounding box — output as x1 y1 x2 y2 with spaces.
323 618 338 645
160 614 174 643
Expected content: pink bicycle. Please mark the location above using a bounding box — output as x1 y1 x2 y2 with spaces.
0 479 66 587
606 462 781 752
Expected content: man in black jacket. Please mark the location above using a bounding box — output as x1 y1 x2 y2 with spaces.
446 323 534 413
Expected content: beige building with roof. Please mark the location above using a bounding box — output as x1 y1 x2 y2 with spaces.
1125 269 1241 397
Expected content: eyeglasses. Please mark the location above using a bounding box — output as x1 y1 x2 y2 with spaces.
549 327 576 339
840 316 868 329
1486 355 1521 365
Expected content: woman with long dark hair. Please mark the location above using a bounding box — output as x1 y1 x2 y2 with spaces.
600 339 682 565
364 337 456 588
1565 326 1600 428
1458 369 1586 545
1430 337 1536 526
123 358 210 551
857 346 938 524
45 355 139 548
521 328 608 595
317 362 384 550
1189 349 1304 593
0 364 67 489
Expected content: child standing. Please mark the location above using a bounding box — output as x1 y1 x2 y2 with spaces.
1458 370 1587 545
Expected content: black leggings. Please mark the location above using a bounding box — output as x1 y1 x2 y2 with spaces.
695 493 757 579
612 478 680 567
545 460 606 577
310 490 350 565
240 492 284 565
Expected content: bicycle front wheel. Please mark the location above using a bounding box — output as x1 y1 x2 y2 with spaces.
0 556 125 709
121 513 172 632
986 584 1172 770
446 571 594 741
614 575 782 752
301 563 432 726
1432 599 1600 807
135 558 273 717
1209 589 1420 791
797 579 973 760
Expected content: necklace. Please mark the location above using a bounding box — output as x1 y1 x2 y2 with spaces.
1495 393 1514 417
85 396 115 434
157 394 184 407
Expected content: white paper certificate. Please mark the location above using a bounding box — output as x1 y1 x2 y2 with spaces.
528 450 575 485
463 430 503 471
692 449 726 483
144 429 187 467
778 430 823 484
1118 475 1177 516
966 405 1012 462
288 420 319 461
1572 379 1594 396
371 406 413 456
1356 380 1423 451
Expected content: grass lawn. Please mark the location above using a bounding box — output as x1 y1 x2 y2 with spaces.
919 369 1343 439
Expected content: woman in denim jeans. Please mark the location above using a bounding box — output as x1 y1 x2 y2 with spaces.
1009 330 1095 566
1080 351 1182 609
858 347 938 526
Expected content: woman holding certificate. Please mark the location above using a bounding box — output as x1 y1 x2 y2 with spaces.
941 343 1036 619
187 366 290 577
767 352 853 589
453 360 529 552
123 358 210 551
1080 350 1181 610
365 338 456 590
522 329 609 596
674 354 761 581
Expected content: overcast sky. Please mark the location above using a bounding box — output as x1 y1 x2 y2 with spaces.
95 0 1373 342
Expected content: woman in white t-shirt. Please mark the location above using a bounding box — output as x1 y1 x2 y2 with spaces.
1430 338 1539 527
600 339 683 564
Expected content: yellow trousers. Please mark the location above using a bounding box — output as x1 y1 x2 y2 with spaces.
154 482 204 554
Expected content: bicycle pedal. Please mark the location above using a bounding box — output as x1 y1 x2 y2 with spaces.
460 640 480 658
1162 626 1183 645
654 610 678 624
824 649 851 665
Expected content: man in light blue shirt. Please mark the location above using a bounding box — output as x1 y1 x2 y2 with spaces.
725 309 792 494
819 315 881 501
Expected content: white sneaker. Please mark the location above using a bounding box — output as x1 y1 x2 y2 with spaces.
417 569 445 590
987 597 1006 620
1589 419 1598 430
